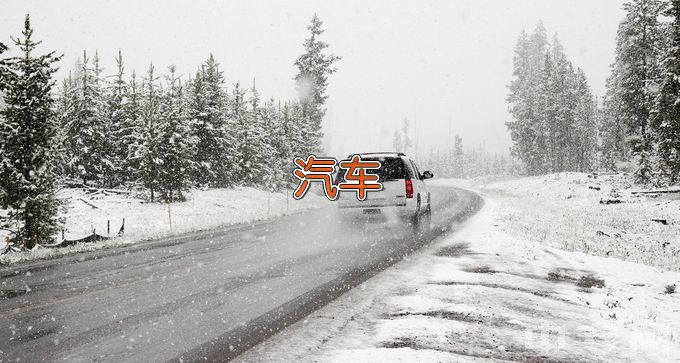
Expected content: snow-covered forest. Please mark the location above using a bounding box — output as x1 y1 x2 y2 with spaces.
506 0 680 187
0 14 338 248
55 14 338 198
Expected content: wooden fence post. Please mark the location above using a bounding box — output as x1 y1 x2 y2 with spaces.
167 202 172 231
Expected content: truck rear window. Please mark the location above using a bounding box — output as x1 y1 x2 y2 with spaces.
336 156 410 182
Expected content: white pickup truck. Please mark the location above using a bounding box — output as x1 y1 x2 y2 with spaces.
335 152 434 233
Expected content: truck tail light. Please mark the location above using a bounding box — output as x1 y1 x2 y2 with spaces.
405 179 414 199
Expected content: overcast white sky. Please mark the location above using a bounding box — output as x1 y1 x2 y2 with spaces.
1 0 626 159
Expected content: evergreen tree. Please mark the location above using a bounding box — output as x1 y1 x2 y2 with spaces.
528 23 550 173
293 14 340 155
0 41 8 91
156 65 192 201
392 130 403 152
288 101 306 158
92 51 117 186
259 98 283 191
275 101 304 189
506 24 550 175
609 0 666 181
230 82 251 184
136 64 162 200
64 50 108 185
573 69 598 172
401 118 412 153
453 135 464 178
54 73 76 178
122 70 143 183
506 30 533 173
187 55 233 186
652 0 680 183
185 70 207 184
548 35 578 172
537 52 555 173
0 15 62 248
391 118 412 153
107 50 128 186
242 84 270 185
600 68 629 170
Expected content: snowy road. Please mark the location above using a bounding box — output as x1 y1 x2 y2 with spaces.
0 186 481 362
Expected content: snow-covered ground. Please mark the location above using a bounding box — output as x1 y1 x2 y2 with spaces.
238 177 680 362
0 186 324 265
478 173 680 271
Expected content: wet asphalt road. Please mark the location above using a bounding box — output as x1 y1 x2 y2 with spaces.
0 185 481 362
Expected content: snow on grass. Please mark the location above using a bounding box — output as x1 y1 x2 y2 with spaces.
0 187 325 265
469 172 680 271
237 191 680 362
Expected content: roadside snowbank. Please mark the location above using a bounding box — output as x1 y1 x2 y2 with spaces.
237 184 680 362
0 187 324 265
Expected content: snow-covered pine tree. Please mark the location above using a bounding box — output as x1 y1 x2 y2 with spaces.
548 35 578 172
600 67 629 170
506 23 550 175
527 23 550 173
573 69 598 172
271 102 292 189
651 0 680 183
391 118 412 154
64 50 109 186
119 70 143 184
287 101 307 159
401 118 412 153
229 82 251 185
92 51 117 187
293 14 340 156
240 83 269 186
187 55 233 187
106 50 129 186
0 41 7 91
156 65 192 201
185 69 208 184
256 97 278 190
0 15 62 248
136 64 162 201
453 135 464 178
54 73 76 178
392 130 403 152
609 0 666 181
506 30 534 173
537 52 555 174
275 101 304 188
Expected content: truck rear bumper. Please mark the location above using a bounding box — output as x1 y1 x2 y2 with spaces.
336 203 415 222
